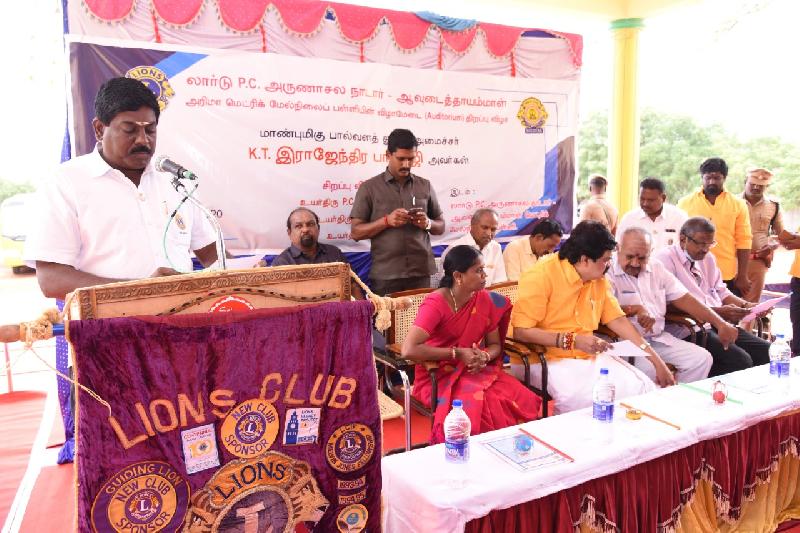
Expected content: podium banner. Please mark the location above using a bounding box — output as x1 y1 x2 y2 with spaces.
70 300 380 532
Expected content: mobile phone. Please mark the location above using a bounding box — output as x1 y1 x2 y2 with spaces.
408 207 424 216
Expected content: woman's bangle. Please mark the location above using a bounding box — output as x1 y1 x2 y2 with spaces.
384 215 390 227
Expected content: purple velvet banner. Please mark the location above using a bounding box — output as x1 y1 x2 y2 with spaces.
70 300 380 533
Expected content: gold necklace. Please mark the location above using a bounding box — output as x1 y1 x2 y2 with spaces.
448 287 458 312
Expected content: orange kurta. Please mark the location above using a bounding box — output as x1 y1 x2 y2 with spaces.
510 254 624 360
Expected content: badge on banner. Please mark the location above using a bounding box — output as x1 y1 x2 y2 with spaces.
181 423 220 474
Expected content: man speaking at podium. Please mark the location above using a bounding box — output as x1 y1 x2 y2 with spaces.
25 77 218 300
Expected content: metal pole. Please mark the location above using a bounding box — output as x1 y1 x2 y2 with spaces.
4 343 12 392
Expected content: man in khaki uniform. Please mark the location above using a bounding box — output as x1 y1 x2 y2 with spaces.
741 167 783 319
579 174 618 235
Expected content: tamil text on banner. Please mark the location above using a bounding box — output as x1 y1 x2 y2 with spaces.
67 38 578 253
70 300 379 532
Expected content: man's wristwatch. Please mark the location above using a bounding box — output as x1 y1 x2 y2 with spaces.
424 218 432 231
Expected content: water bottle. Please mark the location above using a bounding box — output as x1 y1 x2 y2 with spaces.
769 334 791 390
592 368 616 422
443 399 471 488
591 368 615 442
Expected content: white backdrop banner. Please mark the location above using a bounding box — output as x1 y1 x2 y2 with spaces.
68 38 578 254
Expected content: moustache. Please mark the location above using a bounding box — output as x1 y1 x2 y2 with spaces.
130 146 152 155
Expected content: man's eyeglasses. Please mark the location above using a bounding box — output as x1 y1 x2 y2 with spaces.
686 235 717 249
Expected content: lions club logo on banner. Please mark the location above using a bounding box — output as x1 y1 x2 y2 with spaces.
184 452 330 532
91 461 189 532
221 398 281 458
325 423 375 473
126 65 175 111
516 96 548 133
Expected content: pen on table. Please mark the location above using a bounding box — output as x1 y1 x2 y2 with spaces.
517 427 575 462
619 402 681 430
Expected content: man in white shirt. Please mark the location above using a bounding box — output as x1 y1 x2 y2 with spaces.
654 217 770 375
607 227 730 383
616 177 688 252
25 77 217 299
503 218 563 281
442 208 506 285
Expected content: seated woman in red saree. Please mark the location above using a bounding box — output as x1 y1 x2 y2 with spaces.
401 245 541 444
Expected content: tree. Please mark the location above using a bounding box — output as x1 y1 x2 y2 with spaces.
575 111 608 204
0 180 34 204
577 109 800 209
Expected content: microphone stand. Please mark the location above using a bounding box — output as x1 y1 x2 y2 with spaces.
169 175 227 270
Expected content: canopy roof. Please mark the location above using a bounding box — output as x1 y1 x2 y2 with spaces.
80 0 583 63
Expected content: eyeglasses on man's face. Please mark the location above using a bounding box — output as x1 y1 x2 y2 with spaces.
686 235 717 249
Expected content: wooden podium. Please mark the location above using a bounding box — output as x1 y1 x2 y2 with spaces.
67 263 353 320
67 262 389 532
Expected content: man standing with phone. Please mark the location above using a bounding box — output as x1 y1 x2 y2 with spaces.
350 128 445 295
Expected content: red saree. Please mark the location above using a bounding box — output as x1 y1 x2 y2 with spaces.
412 290 541 444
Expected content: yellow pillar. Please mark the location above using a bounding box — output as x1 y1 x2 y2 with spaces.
607 18 644 218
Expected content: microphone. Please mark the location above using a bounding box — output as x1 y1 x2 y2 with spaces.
155 155 198 180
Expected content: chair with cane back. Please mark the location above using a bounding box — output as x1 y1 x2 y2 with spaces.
373 288 436 451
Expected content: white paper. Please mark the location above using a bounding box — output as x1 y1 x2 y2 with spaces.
739 295 788 323
222 254 262 270
608 340 650 358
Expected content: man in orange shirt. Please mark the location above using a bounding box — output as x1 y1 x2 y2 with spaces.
511 221 675 414
678 158 752 296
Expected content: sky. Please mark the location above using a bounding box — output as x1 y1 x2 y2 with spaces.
1 0 798 185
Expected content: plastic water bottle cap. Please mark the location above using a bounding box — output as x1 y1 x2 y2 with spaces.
776 334 785 340
452 399 463 408
600 368 609 375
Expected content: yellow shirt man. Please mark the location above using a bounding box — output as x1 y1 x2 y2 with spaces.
511 253 624 360
779 227 800 357
678 189 751 281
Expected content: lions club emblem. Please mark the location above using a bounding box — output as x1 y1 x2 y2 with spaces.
220 398 280 458
126 65 175 111
91 461 189 532
183 452 330 532
325 423 375 473
516 96 548 132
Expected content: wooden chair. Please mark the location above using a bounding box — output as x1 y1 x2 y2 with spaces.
487 281 552 418
373 288 436 451
663 305 713 347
